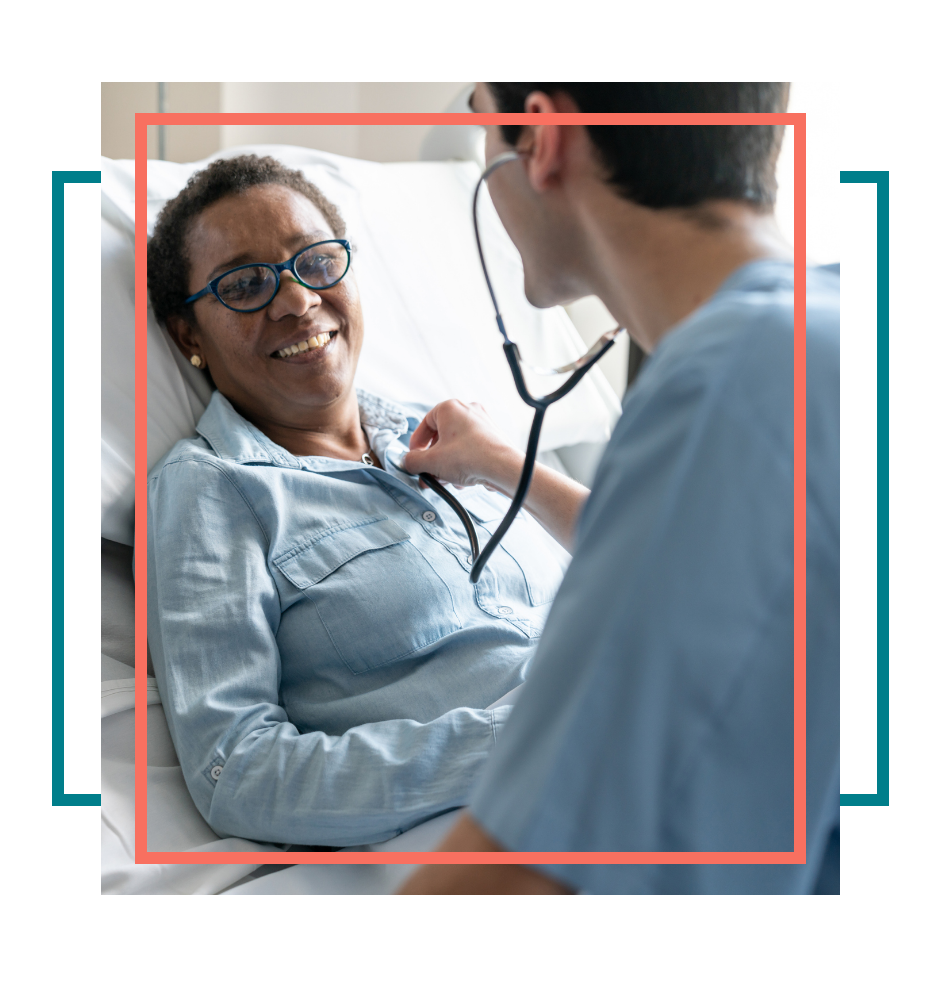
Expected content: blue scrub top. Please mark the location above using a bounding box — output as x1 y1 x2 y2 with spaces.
469 260 840 893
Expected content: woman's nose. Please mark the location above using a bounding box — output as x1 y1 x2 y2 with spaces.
269 269 321 319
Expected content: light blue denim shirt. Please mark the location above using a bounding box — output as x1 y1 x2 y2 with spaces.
146 389 569 847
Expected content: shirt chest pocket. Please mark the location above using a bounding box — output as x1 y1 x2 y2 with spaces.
274 517 462 676
464 495 569 607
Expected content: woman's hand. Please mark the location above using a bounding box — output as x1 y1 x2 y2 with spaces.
403 400 525 496
403 399 590 553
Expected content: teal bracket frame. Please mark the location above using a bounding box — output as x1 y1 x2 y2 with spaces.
53 170 102 807
839 170 889 807
51 165 889 809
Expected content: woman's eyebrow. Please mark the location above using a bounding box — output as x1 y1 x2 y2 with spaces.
208 251 256 278
207 232 333 278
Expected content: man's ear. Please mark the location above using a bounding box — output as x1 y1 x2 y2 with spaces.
165 313 203 365
517 89 582 195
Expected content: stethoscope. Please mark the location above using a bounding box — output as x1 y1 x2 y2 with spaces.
418 151 625 583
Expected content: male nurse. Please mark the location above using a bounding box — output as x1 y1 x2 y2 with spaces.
399 83 839 894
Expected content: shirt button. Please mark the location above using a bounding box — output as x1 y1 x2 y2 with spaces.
210 765 223 780
466 555 473 565
422 511 437 522
498 605 513 615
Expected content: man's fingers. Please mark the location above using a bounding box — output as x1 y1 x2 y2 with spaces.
401 449 427 474
404 400 499 485
403 448 449 478
408 415 438 450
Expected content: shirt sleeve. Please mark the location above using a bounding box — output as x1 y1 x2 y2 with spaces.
468 324 812 891
147 458 508 847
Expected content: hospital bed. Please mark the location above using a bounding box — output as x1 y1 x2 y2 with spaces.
100 141 622 894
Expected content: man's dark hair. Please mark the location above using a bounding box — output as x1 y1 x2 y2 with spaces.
147 154 346 325
488 82 789 211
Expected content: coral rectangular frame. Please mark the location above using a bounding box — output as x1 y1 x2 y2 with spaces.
132 110 807 865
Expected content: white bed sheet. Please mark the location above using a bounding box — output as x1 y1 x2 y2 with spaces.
222 810 465 895
101 654 465 895
101 660 285 895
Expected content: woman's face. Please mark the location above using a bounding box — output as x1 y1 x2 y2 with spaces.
173 183 363 429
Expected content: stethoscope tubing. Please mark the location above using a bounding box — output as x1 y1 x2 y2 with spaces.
422 151 622 584
419 472 482 567
421 339 614 584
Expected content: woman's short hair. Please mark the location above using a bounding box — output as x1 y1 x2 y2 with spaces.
147 154 346 325
488 82 790 212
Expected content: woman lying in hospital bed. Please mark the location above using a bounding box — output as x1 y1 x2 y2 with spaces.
146 154 571 848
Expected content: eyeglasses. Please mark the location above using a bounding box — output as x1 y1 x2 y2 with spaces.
183 239 352 313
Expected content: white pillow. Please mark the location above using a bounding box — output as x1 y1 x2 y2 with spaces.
100 146 621 546
101 202 213 545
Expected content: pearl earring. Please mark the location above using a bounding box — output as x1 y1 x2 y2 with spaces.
190 355 203 368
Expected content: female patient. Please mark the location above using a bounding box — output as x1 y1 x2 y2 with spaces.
146 155 571 847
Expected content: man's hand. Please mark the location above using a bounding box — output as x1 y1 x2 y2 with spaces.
403 399 524 495
403 399 589 552
396 812 572 895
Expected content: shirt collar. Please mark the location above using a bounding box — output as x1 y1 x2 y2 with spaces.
713 257 794 296
195 389 411 475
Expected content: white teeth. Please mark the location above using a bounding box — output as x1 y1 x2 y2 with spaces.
278 333 334 357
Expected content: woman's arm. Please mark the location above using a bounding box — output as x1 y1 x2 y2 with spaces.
402 400 589 552
147 458 510 847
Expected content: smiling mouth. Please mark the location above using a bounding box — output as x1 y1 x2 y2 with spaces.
273 332 337 359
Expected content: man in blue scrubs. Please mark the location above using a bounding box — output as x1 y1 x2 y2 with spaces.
399 83 839 894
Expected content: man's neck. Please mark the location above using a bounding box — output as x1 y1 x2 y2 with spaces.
576 188 792 353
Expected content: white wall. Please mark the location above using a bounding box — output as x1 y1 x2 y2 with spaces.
775 79 842 266
220 82 468 162
101 81 471 163
101 82 222 162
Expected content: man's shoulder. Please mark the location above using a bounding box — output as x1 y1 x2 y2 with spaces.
629 262 837 415
672 260 836 359
596 262 839 507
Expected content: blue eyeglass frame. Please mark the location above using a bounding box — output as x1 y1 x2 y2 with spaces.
183 238 352 313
